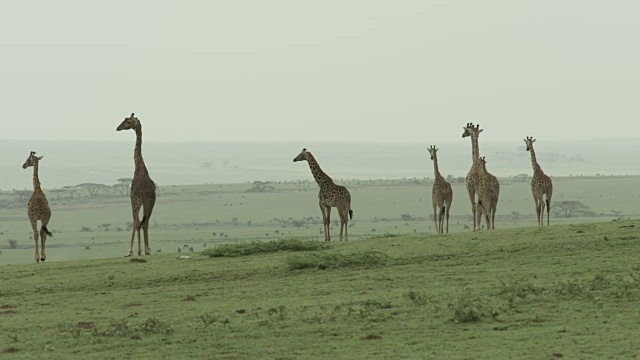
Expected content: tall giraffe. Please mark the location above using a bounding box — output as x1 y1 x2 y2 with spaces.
524 136 553 226
427 146 453 234
462 122 482 230
477 156 499 230
117 113 156 256
462 123 500 230
293 148 353 241
22 151 53 263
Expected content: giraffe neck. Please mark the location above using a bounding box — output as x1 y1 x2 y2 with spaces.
528 146 542 174
306 153 334 188
32 161 41 190
432 156 444 180
471 134 481 167
134 124 149 177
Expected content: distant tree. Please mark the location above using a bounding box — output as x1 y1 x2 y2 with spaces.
62 186 78 199
50 188 66 200
80 226 93 232
552 201 596 218
113 178 133 197
76 183 110 198
246 181 275 193
7 239 18 249
400 214 414 221
99 223 111 232
291 219 306 229
231 217 239 226
514 173 530 183
12 190 32 205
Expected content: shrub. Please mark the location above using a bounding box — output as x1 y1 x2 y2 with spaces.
202 238 330 258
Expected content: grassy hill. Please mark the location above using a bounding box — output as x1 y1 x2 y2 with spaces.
2 219 639 359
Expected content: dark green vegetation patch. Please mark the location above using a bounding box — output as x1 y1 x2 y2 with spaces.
286 251 392 270
201 238 331 257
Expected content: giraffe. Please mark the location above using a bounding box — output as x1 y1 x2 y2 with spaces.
476 156 500 230
462 122 483 231
22 151 53 263
427 146 453 234
117 113 156 256
293 148 353 241
524 136 553 226
462 123 499 230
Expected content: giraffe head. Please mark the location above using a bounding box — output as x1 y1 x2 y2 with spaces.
427 145 438 160
524 136 536 151
116 113 140 132
479 156 487 170
462 122 483 139
293 148 310 162
22 151 43 169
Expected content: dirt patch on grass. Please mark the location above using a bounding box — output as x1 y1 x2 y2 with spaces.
182 295 196 301
129 258 147 263
0 305 16 309
2 347 20 353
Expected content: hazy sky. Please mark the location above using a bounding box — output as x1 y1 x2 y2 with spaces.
1 1 638 143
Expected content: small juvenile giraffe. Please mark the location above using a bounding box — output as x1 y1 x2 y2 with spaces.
117 113 156 256
293 148 353 241
524 136 553 226
477 156 499 230
427 146 453 234
22 151 53 263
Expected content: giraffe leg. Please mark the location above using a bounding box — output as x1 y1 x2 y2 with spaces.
432 202 439 235
476 203 483 231
325 206 332 241
439 206 445 235
142 221 150 256
466 186 477 231
546 190 552 226
40 212 51 262
338 208 348 241
142 202 154 256
30 219 39 264
127 201 142 257
40 227 47 262
319 202 328 241
533 198 541 226
491 202 497 230
445 197 452 234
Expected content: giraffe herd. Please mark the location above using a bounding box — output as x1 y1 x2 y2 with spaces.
19 116 552 263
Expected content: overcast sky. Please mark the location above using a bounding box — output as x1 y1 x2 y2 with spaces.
1 1 638 143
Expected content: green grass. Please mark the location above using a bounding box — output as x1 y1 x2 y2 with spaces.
1 219 640 359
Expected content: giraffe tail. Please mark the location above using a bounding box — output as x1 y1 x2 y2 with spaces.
41 226 53 237
140 215 147 226
349 209 354 220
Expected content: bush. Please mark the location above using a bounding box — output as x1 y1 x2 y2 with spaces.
202 238 330 258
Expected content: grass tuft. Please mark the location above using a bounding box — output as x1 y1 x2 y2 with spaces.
202 238 331 258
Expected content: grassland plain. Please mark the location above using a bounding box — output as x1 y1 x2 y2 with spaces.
1 175 639 266
1 219 640 359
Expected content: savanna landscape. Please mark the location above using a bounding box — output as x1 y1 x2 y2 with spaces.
2 174 640 358
3 1 640 359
